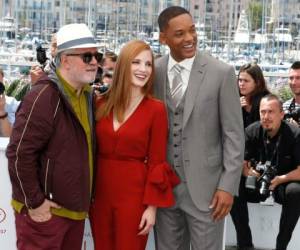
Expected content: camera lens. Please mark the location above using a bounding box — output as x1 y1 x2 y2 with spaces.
259 180 270 196
245 175 257 190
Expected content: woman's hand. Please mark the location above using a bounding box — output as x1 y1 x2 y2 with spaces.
137 205 157 235
240 96 248 107
240 96 252 112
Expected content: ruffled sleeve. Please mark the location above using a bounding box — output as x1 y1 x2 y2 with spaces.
142 99 180 207
143 162 180 207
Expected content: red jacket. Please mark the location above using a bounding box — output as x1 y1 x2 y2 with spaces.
6 73 95 212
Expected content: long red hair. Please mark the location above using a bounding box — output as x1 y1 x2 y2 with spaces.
96 40 154 122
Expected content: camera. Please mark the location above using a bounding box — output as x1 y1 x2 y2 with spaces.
0 82 5 95
36 45 48 67
245 160 277 200
93 84 109 94
94 66 103 84
284 108 300 125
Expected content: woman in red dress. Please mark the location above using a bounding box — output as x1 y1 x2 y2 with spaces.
90 40 180 250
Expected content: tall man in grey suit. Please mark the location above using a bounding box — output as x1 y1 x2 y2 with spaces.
154 6 244 250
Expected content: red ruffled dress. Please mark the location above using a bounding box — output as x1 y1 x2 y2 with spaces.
90 97 179 250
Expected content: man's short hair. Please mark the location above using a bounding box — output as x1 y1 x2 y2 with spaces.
158 6 190 32
290 61 300 70
55 48 77 68
0 67 4 78
261 94 283 111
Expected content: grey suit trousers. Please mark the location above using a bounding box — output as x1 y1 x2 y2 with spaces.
155 182 224 250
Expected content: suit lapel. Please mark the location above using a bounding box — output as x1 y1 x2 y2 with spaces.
183 52 207 129
155 55 169 102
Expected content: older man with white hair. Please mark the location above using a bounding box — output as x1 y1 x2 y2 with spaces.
6 23 102 250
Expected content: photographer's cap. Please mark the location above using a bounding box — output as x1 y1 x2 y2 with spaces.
56 23 98 53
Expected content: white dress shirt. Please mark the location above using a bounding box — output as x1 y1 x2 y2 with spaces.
167 55 195 96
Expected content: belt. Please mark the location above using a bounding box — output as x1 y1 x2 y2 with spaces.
99 153 147 163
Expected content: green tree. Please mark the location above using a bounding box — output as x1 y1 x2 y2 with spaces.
247 1 263 31
5 79 20 96
14 83 31 101
276 86 293 102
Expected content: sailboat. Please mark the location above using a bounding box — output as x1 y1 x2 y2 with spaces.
234 10 250 44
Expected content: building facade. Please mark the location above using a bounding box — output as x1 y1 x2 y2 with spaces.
1 0 300 41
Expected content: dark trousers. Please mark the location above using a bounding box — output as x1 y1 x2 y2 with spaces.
230 177 300 250
15 209 85 250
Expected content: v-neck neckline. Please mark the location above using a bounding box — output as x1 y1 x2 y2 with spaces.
111 97 145 133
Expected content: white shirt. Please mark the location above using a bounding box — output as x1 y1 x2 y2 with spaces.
5 95 20 125
167 55 195 95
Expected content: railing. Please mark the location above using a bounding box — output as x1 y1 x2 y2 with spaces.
0 68 297 249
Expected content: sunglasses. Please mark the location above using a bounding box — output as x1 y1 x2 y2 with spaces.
66 52 103 64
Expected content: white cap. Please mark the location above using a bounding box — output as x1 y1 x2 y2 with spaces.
56 23 98 53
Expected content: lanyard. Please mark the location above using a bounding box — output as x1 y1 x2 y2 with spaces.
288 98 296 113
262 130 281 166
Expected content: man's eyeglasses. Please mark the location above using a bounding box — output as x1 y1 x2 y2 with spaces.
66 52 103 64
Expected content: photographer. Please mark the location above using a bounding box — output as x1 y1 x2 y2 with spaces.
31 33 57 84
242 94 300 250
91 65 111 97
230 63 270 250
283 61 300 126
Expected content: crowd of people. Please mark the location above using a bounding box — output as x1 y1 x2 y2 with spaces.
1 5 300 250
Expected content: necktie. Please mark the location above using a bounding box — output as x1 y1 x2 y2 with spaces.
171 64 184 106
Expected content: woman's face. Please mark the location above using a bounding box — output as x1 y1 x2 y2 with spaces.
130 50 152 89
238 71 256 97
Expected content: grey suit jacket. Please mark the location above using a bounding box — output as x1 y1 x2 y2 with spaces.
154 51 244 211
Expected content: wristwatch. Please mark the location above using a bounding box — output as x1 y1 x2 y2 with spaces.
0 112 8 119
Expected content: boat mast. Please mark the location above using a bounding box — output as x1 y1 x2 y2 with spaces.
227 0 234 61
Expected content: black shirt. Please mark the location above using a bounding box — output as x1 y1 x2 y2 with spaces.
242 91 269 128
245 120 300 175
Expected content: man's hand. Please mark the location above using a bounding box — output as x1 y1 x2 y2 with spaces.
209 190 233 221
270 175 286 190
248 167 260 177
286 118 299 127
28 199 60 222
242 161 260 177
30 65 44 85
270 167 300 191
0 94 6 115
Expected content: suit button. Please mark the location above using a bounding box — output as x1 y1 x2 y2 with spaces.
175 165 180 168
174 123 179 126
174 144 178 147
175 112 179 115
173 133 177 137
174 154 178 158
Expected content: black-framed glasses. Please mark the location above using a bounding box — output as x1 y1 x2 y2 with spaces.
66 52 103 64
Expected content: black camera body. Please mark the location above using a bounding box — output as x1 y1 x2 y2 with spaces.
36 45 48 67
94 84 109 94
284 108 300 125
0 82 5 95
245 160 277 200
